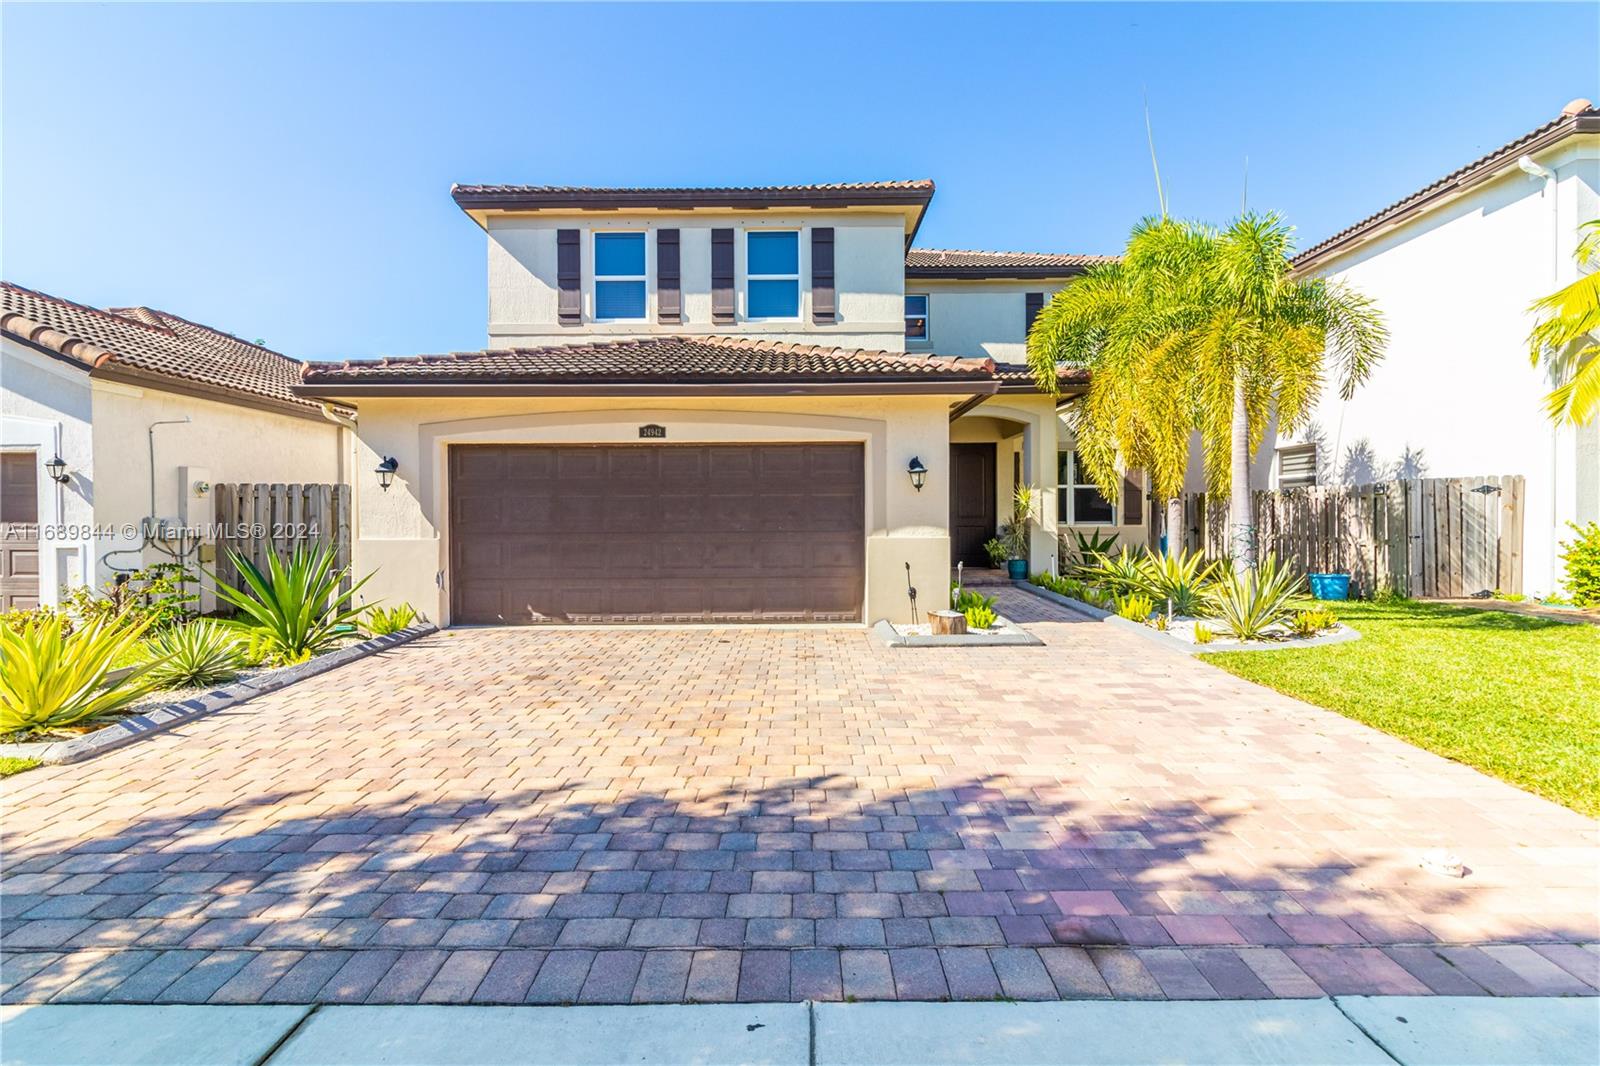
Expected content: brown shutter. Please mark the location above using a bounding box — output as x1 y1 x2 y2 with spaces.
711 228 735 324
657 229 681 324
557 229 581 325
1122 470 1144 525
811 227 835 324
1025 291 1045 334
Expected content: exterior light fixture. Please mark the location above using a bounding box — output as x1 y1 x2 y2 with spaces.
907 456 928 492
44 455 69 484
375 456 399 491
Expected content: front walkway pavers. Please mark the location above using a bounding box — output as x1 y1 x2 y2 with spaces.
2 589 1597 1005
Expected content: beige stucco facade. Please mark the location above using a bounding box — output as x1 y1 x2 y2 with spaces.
906 279 1071 362
486 210 907 351
344 391 1051 626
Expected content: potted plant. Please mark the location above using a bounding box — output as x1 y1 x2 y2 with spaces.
1001 485 1038 580
983 537 1009 571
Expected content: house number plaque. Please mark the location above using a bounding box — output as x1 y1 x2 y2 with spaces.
638 424 667 439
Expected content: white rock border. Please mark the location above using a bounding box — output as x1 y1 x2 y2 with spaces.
1013 581 1360 655
870 615 1044 648
0 624 438 766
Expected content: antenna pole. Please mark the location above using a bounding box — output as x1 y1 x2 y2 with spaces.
1144 90 1167 219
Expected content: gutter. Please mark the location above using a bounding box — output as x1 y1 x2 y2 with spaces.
293 379 1001 399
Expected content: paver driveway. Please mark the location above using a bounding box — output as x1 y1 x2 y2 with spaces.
3 589 1596 1005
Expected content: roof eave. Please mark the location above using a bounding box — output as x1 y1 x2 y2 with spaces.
93 362 337 423
906 266 1094 281
293 378 998 399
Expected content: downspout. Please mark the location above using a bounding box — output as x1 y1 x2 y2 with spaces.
316 402 358 487
1518 154 1560 592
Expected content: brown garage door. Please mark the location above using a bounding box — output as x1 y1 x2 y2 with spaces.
449 443 865 624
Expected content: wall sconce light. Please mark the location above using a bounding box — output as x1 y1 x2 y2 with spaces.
375 456 399 491
44 455 69 484
907 456 928 492
193 480 212 496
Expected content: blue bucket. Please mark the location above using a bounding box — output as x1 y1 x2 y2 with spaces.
1308 572 1350 600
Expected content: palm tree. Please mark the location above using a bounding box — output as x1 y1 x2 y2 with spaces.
1029 213 1388 570
1527 219 1600 427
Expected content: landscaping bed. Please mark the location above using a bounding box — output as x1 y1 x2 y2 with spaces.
1200 598 1600 816
871 615 1043 648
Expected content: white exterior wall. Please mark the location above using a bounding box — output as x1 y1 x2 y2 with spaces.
345 393 969 626
1 339 96 603
1288 136 1600 596
486 211 906 351
907 279 1070 362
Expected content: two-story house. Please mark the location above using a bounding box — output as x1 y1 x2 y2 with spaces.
295 181 1148 625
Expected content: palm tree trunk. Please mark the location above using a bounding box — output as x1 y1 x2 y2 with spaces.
1229 371 1256 572
1164 496 1185 556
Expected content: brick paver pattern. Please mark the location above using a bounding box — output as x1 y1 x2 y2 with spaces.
3 588 1596 1004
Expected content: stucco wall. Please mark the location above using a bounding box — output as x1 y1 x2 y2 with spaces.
345 393 970 625
1 339 96 603
486 211 906 351
1292 137 1600 595
949 396 1062 568
907 280 1070 362
87 381 345 585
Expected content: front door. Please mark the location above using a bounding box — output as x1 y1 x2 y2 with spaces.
949 443 997 566
1 453 41 610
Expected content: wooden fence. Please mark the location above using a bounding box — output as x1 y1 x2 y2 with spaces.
1183 475 1524 598
212 483 352 594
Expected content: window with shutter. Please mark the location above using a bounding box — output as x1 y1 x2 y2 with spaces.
657 229 681 324
1122 470 1145 525
811 228 835 324
1025 291 1045 335
711 228 735 324
557 229 581 325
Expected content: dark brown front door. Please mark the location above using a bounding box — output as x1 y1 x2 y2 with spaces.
1 453 41 610
950 443 997 566
449 443 865 624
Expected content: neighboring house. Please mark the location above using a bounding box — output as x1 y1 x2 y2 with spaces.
295 182 1145 625
1276 97 1600 596
1 283 349 609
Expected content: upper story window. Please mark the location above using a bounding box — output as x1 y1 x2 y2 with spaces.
1058 450 1116 525
746 231 799 319
594 232 647 320
905 294 929 342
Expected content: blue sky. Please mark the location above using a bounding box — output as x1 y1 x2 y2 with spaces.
3 2 1594 361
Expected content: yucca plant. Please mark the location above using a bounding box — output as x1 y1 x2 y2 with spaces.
1084 547 1145 594
1204 554 1306 640
143 620 248 688
0 613 157 735
1135 547 1217 616
209 545 372 666
364 603 418 636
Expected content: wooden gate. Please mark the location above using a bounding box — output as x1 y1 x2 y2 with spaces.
1183 476 1524 598
212 483 352 594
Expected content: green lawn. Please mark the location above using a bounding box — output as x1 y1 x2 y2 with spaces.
0 757 41 778
1200 599 1600 817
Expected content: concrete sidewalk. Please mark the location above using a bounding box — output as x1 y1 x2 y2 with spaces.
2 997 1596 1065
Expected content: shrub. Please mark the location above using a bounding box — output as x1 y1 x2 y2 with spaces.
1067 530 1120 574
952 587 997 613
964 604 998 630
1084 548 1145 595
209 545 371 666
1192 623 1214 645
1290 607 1339 638
1559 522 1600 607
983 538 1009 570
1135 548 1217 616
1151 612 1169 632
143 620 248 688
0 612 157 735
1205 555 1306 640
365 603 418 636
1115 591 1153 622
61 563 198 633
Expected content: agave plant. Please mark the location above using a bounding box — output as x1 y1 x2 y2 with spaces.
1135 548 1217 616
1083 547 1145 594
143 620 248 688
209 545 372 665
0 612 157 735
1204 554 1306 640
364 603 418 637
1068 529 1120 574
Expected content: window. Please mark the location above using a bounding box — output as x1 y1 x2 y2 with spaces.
747 231 799 318
905 294 929 341
1278 443 1319 489
1058 451 1116 525
594 232 646 320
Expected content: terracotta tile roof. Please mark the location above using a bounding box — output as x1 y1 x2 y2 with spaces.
1 281 333 418
451 181 936 211
992 361 1089 389
906 248 1115 279
1295 99 1600 269
299 335 997 389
